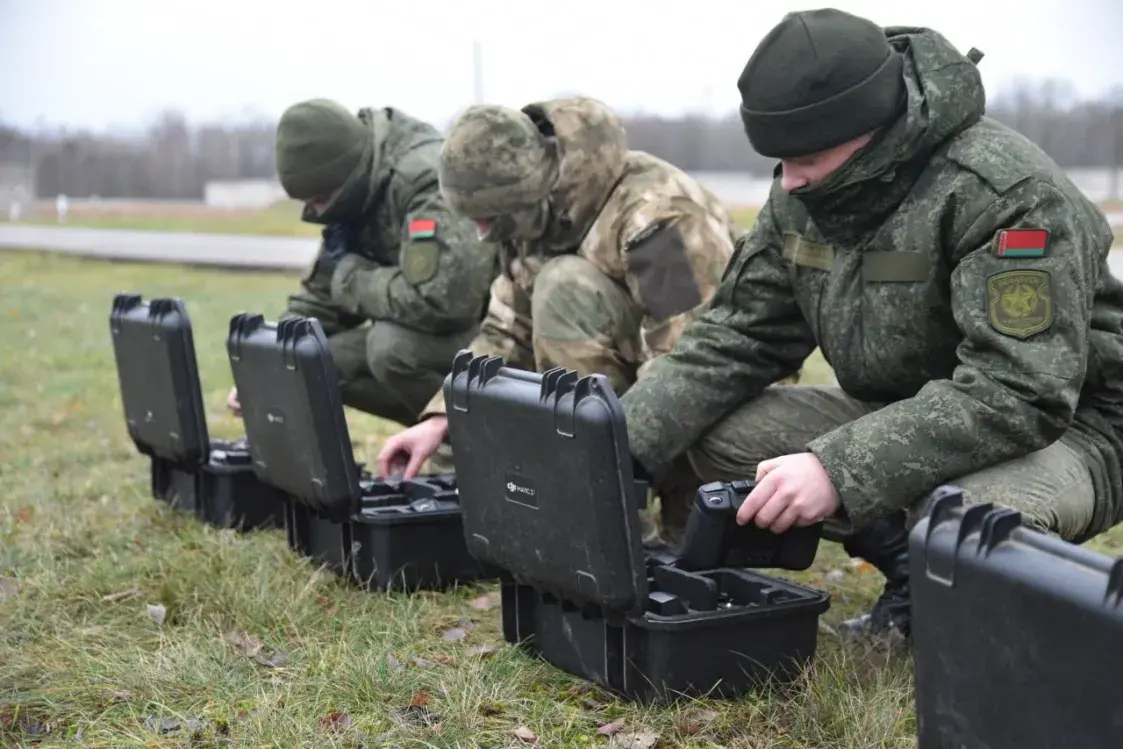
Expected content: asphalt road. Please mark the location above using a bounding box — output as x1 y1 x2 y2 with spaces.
1 223 1122 276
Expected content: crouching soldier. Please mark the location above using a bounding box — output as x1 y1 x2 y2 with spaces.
377 96 760 545
226 98 498 471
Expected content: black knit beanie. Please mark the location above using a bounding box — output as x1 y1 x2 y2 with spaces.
737 8 906 158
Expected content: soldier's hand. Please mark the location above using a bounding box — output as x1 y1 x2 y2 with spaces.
736 452 840 533
377 416 449 479
226 386 242 417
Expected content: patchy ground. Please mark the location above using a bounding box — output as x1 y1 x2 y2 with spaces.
1 250 1122 747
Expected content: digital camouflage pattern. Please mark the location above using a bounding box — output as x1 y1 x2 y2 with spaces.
282 106 498 338
420 97 746 418
621 26 1123 539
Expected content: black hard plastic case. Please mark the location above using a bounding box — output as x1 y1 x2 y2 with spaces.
911 485 1123 749
108 293 285 530
442 351 831 702
227 313 495 591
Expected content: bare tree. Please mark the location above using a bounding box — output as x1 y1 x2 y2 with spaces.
0 78 1120 199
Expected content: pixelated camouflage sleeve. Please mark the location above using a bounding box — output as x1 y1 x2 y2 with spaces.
621 211 736 378
328 168 498 334
281 233 367 337
621 200 818 477
419 270 536 418
807 181 1097 530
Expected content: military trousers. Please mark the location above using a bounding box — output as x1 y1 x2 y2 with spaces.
328 321 479 428
676 385 1104 545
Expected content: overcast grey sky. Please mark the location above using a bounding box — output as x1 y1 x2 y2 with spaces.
1 0 1121 133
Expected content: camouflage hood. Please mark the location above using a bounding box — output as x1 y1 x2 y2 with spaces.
523 97 629 253
789 26 986 235
310 107 443 224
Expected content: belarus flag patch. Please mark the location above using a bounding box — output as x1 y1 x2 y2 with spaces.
409 218 436 240
995 229 1048 258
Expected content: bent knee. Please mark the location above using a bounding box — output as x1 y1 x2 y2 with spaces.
364 322 426 382
532 255 634 342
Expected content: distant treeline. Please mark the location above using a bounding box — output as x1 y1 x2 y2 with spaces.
1 79 1120 200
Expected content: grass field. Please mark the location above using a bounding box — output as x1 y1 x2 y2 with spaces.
3 249 1123 747
0 249 886 748
9 200 322 238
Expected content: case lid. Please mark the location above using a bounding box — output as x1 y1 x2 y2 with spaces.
109 293 209 464
911 485 1123 748
225 313 361 520
443 351 648 615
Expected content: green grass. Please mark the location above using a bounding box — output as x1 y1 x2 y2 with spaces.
1 249 1120 747
9 200 320 238
731 208 757 232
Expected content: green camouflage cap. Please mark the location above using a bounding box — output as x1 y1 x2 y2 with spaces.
438 104 558 219
275 98 367 199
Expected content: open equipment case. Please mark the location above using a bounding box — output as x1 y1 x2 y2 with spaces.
442 351 832 703
225 312 495 591
108 293 286 531
910 485 1123 749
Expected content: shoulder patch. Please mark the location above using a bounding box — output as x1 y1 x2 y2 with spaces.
400 217 443 285
994 228 1048 258
624 219 703 322
409 218 437 240
986 269 1053 339
401 240 439 285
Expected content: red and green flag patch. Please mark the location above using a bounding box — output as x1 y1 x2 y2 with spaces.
409 218 436 240
995 229 1048 258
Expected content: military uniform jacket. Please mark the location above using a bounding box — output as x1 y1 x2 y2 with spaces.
621 26 1123 533
421 98 738 418
284 107 497 337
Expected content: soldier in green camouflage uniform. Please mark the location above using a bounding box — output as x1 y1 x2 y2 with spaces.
226 99 498 443
620 10 1123 641
375 96 745 540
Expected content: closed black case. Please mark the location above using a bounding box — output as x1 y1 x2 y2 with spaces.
911 485 1123 749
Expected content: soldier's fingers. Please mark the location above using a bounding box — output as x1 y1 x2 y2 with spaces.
753 485 793 529
769 503 803 534
737 473 777 525
404 449 428 480
755 458 780 481
376 439 405 478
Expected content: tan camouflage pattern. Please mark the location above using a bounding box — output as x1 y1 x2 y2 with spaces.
420 97 741 417
620 25 1123 538
437 104 557 221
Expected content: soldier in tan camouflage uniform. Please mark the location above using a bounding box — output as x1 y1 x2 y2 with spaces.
375 96 746 543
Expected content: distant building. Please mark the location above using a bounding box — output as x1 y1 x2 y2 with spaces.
203 179 288 209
